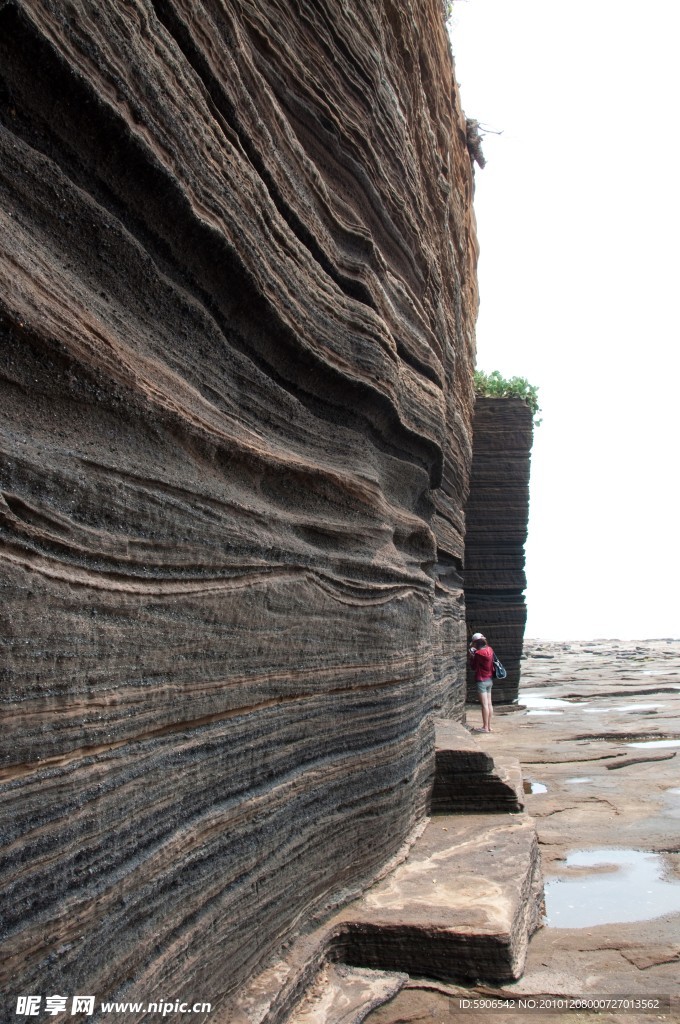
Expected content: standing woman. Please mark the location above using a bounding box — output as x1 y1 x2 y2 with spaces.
469 632 495 733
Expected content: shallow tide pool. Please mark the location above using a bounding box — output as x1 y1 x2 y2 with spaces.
545 849 680 928
523 780 548 794
627 739 680 749
520 695 580 709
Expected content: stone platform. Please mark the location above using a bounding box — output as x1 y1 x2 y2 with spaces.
334 812 543 984
226 726 543 1024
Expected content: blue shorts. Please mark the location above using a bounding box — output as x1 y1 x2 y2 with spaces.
476 678 493 694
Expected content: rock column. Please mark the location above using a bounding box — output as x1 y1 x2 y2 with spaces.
464 398 533 703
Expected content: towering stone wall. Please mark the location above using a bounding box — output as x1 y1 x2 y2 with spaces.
0 0 478 1017
464 398 533 703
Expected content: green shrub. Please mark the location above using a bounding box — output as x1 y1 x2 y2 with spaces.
473 370 541 424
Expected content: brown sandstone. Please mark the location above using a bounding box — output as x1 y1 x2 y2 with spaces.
0 1 478 1018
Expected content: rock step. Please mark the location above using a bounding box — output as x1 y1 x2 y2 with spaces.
226 811 543 1023
432 720 525 813
333 813 543 987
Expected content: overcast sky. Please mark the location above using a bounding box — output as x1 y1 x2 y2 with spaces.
448 0 680 640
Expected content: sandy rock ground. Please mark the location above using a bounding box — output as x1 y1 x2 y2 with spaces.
366 639 680 1024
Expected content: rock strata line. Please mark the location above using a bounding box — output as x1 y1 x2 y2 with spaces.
0 0 478 1017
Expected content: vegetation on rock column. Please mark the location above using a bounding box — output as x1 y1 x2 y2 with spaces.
473 370 541 424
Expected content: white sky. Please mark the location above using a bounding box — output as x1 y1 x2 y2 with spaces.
449 0 680 640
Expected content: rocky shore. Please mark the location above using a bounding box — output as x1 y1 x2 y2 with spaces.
366 638 680 1024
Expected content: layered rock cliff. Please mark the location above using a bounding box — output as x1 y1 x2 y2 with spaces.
0 0 478 1017
464 397 533 703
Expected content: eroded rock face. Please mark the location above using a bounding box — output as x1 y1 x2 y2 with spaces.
0 0 477 1017
464 398 533 703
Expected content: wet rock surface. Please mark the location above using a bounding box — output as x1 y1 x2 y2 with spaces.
367 639 680 1023
0 1 478 1018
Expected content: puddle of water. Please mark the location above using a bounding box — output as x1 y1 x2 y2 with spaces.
627 739 680 749
523 780 548 794
524 695 591 708
565 777 592 785
583 704 664 715
667 788 680 795
527 710 563 716
520 695 572 708
545 849 680 928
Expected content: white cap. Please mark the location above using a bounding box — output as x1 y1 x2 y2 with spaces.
471 632 485 641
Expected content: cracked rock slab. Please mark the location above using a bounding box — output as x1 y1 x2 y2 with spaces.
620 945 680 970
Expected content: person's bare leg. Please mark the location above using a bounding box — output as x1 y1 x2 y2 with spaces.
478 691 487 731
480 692 493 732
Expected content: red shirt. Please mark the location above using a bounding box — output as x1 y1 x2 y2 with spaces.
470 644 494 682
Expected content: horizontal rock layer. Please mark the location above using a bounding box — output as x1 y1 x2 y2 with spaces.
464 398 533 703
334 813 543 984
0 0 478 1018
431 719 524 813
